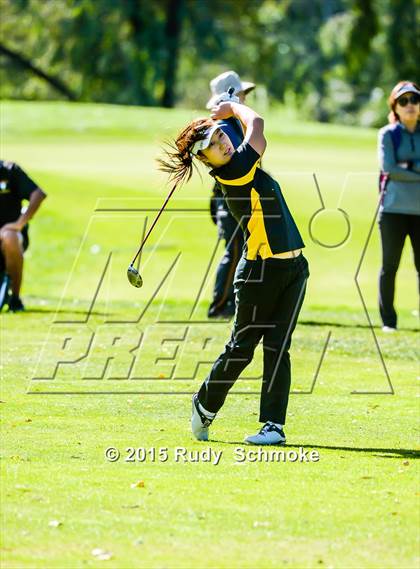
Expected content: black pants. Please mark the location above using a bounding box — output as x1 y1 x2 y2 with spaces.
208 206 244 317
198 253 309 425
379 212 420 328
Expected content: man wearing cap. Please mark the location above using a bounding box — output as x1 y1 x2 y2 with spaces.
0 160 47 312
206 71 256 318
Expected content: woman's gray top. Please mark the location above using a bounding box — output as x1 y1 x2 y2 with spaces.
378 122 420 215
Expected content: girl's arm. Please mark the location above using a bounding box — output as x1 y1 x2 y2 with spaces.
211 102 267 156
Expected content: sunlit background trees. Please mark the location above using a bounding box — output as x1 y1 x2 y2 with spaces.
0 0 418 125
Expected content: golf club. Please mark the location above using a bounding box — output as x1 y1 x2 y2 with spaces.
127 90 234 288
127 182 177 287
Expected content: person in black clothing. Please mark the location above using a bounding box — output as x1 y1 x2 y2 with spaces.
159 101 308 445
0 161 47 312
206 71 255 318
208 121 245 318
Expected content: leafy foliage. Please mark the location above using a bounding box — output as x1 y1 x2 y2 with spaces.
0 0 417 125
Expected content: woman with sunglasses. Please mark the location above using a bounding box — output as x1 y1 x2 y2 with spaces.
159 100 308 445
378 81 420 332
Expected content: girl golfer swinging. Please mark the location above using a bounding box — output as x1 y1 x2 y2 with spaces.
159 99 309 445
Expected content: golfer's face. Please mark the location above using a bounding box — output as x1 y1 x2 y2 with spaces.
201 129 235 168
396 93 420 121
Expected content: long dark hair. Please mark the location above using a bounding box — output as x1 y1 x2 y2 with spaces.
388 81 420 124
157 117 215 188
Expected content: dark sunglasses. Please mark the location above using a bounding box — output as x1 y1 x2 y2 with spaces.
397 94 420 107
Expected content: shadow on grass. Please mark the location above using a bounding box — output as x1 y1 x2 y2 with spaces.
6 308 107 317
4 310 418 333
4 307 418 332
296 444 419 459
210 440 420 459
300 320 418 333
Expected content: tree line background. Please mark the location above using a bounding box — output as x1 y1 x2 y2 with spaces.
0 0 418 126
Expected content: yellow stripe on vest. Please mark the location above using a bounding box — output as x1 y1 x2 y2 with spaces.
246 188 273 260
215 159 260 186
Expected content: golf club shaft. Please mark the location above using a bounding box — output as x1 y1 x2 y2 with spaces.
130 182 177 265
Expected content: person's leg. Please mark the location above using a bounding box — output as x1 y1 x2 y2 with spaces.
407 215 420 300
199 257 277 413
259 257 309 425
378 213 407 328
199 297 264 412
0 229 24 297
208 209 243 317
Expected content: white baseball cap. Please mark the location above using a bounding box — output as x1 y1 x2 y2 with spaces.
395 82 420 99
190 122 227 155
206 71 255 109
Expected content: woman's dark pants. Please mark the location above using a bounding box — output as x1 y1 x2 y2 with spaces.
198 254 309 425
379 212 420 328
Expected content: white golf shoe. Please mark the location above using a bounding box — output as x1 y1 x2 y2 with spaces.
191 394 214 441
382 326 397 333
245 422 286 445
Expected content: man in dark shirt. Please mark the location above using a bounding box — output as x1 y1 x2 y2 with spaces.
0 161 47 312
206 71 255 318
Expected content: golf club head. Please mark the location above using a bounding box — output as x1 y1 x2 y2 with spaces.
215 88 240 106
127 265 143 288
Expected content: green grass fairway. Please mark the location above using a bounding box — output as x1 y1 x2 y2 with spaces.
1 101 419 568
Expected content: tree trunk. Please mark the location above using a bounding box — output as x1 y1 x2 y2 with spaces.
161 0 184 108
124 0 150 105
